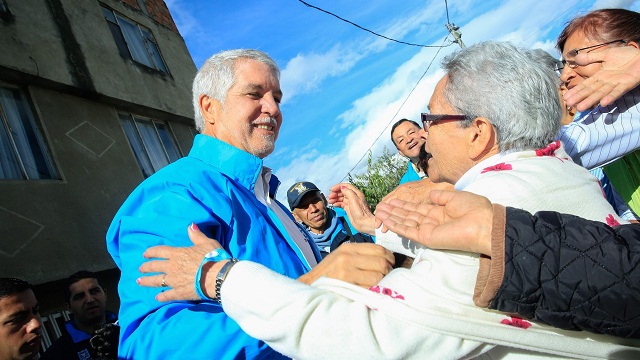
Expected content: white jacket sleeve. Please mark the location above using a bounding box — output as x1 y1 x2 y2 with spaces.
220 261 490 360
374 227 427 258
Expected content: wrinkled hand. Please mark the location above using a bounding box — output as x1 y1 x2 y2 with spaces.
380 178 454 205
298 242 395 288
138 224 226 302
564 46 640 112
375 190 493 255
328 183 376 235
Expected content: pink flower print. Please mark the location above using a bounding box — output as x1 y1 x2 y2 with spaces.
481 162 512 174
535 140 561 157
500 316 532 329
606 214 621 227
369 285 405 300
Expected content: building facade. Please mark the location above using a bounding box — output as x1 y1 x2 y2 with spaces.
0 0 197 338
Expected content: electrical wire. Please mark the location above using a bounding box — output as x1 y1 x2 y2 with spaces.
340 36 453 183
297 0 449 48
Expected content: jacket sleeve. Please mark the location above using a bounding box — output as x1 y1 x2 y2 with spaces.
476 205 640 338
107 188 276 360
221 261 492 360
557 86 640 169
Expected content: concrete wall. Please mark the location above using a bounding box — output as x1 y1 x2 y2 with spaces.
0 0 197 291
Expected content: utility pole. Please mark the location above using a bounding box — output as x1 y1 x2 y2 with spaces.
445 23 466 49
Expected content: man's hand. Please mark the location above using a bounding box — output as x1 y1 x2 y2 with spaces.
137 224 226 302
375 190 493 255
297 243 395 288
380 178 454 205
328 183 376 235
564 46 640 112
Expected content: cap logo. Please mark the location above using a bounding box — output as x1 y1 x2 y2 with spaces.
290 182 307 194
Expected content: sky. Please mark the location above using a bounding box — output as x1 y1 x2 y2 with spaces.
165 0 640 205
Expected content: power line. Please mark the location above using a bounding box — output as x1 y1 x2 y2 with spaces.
340 36 453 183
297 0 449 48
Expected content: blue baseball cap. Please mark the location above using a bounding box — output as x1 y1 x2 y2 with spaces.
287 181 320 210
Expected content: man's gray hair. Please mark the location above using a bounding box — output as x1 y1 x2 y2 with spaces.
192 49 280 132
441 41 562 151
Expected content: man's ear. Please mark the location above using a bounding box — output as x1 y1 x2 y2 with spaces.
467 117 496 160
199 95 222 128
627 41 639 50
292 211 302 222
321 194 328 206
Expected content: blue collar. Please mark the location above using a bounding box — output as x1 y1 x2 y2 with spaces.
65 311 118 343
189 135 264 192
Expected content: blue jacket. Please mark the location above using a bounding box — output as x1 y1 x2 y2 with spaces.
306 208 373 254
107 135 322 359
399 160 421 184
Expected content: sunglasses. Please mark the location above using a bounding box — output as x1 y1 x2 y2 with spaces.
420 113 470 130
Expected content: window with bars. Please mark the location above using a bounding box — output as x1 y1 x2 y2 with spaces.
0 85 59 180
101 5 169 74
119 113 181 177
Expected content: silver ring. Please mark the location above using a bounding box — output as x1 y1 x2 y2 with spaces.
161 274 168 287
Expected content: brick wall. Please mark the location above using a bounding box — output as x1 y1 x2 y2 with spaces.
117 0 178 33
144 0 178 33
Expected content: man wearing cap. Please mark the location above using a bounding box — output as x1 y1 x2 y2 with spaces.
288 181 374 256
390 119 427 184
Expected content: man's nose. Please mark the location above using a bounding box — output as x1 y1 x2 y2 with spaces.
261 93 280 118
27 315 42 333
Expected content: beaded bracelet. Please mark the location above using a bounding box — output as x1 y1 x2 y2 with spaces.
215 258 239 304
194 248 233 301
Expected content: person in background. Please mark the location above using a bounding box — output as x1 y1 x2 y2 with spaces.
556 8 640 216
288 181 373 256
42 271 117 360
390 119 426 184
0 277 42 360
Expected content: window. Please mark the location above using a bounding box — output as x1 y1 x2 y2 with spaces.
0 0 14 22
119 113 181 177
101 6 169 73
0 85 59 180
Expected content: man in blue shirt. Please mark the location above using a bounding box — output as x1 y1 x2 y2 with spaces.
42 271 117 360
107 49 393 359
288 181 374 256
391 119 426 184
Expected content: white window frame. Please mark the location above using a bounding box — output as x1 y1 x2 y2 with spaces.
101 5 169 74
0 84 59 180
119 113 182 177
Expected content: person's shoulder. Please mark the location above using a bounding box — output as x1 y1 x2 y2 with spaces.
332 207 347 218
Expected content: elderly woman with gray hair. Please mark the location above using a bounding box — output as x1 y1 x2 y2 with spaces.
137 42 638 359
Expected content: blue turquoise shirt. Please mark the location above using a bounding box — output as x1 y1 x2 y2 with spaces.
399 160 421 184
107 135 321 359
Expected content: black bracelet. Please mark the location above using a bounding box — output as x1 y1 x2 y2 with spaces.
215 258 239 304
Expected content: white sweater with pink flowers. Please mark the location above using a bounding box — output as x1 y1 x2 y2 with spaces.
219 142 637 359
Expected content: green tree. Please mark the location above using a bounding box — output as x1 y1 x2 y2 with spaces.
348 146 407 209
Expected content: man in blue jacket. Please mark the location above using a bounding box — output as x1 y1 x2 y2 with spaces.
391 119 427 184
107 49 393 359
41 271 117 360
288 181 374 256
